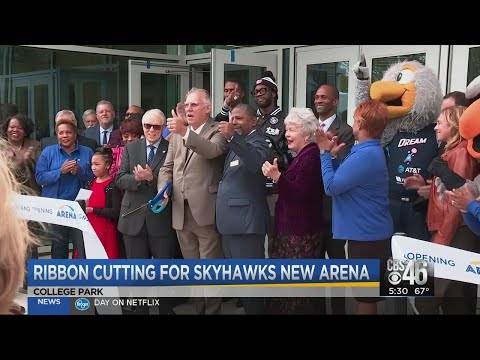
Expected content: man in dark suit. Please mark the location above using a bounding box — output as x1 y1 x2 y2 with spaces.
216 104 271 314
314 83 354 315
116 109 176 315
84 100 122 147
40 110 98 151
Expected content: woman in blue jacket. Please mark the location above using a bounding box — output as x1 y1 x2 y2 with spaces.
317 100 393 315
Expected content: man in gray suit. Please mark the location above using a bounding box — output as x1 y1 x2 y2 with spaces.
216 104 271 314
314 83 354 315
116 109 176 315
158 88 228 315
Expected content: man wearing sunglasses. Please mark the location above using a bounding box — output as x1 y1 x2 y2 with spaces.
252 71 291 261
117 109 176 315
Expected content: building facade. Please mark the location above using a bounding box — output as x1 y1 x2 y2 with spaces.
1 45 478 139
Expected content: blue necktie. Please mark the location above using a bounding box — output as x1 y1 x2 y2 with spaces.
147 144 156 166
102 130 108 145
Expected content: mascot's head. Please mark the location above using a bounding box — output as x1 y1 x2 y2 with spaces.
371 61 442 145
459 74 480 159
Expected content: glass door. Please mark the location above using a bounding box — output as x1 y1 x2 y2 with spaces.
57 68 117 126
128 60 189 116
211 48 278 116
11 72 54 140
449 45 480 93
296 45 359 126
361 45 444 93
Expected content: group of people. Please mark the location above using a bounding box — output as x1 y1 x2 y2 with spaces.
4 64 480 316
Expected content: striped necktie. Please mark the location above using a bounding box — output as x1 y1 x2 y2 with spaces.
147 144 156 166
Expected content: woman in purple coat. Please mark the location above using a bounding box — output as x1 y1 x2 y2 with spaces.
262 107 324 314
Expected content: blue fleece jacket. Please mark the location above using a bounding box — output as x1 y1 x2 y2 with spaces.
321 139 393 241
463 201 480 235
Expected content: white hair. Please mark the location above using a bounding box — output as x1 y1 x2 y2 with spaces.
142 109 166 126
284 107 318 143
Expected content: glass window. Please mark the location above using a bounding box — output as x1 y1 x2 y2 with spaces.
467 47 480 84
80 45 178 55
282 48 290 112
55 51 110 67
372 53 426 82
11 46 51 74
306 61 349 122
187 45 238 55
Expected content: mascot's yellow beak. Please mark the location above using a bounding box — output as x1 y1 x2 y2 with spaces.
460 98 480 159
370 81 416 120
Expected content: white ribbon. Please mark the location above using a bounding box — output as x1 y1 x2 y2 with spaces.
14 194 121 314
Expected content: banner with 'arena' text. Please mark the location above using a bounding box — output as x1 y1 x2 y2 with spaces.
392 235 480 285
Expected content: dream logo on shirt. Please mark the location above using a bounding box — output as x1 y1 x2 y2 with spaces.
397 138 427 147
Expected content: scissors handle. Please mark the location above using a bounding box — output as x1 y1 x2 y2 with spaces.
149 182 173 214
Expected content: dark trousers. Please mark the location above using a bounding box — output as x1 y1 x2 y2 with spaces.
388 199 430 314
123 222 177 315
222 234 266 315
50 224 83 259
318 222 346 315
415 226 478 315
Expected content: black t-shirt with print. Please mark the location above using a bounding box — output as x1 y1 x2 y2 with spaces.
256 106 292 171
385 123 439 199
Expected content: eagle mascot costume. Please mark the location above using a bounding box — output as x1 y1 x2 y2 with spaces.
354 56 442 241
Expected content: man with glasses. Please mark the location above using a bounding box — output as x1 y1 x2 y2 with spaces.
252 71 291 260
116 109 176 315
124 105 145 121
252 71 290 171
158 88 228 315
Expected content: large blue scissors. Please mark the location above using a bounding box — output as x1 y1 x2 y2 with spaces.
121 182 172 218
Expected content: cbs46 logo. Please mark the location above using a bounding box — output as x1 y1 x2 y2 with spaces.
387 259 428 286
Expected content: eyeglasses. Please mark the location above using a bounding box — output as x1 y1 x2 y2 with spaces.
143 123 162 131
251 88 270 97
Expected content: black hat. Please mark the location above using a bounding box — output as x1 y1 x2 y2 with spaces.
253 71 278 93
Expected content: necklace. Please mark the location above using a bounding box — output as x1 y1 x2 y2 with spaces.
10 143 22 152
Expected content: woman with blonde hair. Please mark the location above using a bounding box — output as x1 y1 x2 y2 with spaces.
0 139 38 314
416 105 478 314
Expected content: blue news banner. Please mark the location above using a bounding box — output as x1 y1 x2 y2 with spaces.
28 259 385 315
